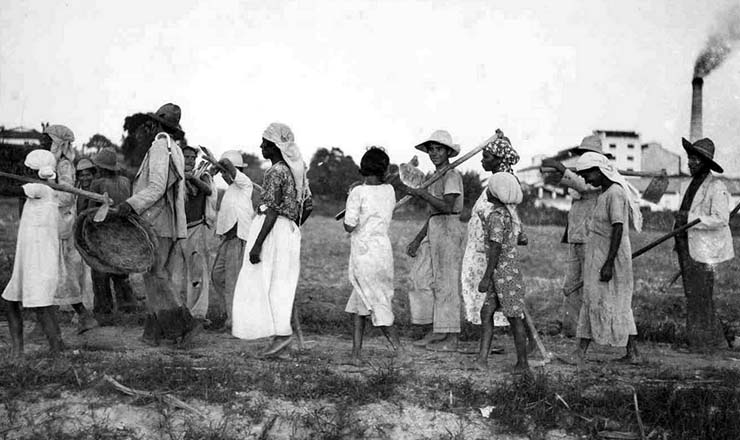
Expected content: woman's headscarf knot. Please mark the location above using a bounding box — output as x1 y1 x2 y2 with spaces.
487 171 523 237
576 152 643 232
484 136 519 173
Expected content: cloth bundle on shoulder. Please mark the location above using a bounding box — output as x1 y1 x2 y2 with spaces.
74 209 159 274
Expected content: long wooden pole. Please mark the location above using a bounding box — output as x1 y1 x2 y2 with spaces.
335 130 503 220
565 199 740 296
0 170 112 204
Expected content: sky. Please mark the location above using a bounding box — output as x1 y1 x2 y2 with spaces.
2 0 740 176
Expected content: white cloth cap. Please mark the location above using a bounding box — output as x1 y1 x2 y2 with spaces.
220 150 245 168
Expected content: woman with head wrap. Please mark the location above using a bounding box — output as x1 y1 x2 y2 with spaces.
461 137 519 330
44 125 99 334
566 152 643 365
467 172 530 372
461 136 536 357
231 122 312 357
3 150 64 357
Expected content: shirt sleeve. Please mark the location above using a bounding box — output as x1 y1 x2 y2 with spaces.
443 170 463 196
260 167 281 211
233 170 253 191
22 183 49 199
561 169 597 194
487 209 508 244
691 180 731 230
127 139 169 213
344 186 362 228
607 186 628 225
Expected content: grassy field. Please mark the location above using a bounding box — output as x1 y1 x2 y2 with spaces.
1 197 740 439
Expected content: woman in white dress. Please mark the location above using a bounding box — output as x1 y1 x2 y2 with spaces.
343 147 406 365
2 150 64 357
231 123 312 357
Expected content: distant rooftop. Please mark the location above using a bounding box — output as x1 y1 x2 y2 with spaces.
0 126 44 140
594 130 639 138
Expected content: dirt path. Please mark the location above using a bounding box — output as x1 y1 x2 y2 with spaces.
2 319 739 439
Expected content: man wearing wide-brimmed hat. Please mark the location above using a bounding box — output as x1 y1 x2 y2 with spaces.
674 137 734 348
88 147 136 314
542 134 612 337
404 129 465 352
116 103 201 346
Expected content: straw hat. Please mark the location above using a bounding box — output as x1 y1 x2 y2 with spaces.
572 134 614 160
682 137 723 173
76 158 95 172
93 148 119 171
220 150 245 168
414 130 461 157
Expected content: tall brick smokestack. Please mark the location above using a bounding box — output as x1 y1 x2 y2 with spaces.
690 77 703 142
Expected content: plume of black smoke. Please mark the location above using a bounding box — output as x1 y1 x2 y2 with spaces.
694 4 740 78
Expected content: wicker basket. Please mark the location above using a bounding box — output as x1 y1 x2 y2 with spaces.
74 209 158 274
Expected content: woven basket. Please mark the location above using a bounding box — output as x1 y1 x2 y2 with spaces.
74 209 158 274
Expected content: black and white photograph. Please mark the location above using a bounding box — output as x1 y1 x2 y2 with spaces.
1 1 739 438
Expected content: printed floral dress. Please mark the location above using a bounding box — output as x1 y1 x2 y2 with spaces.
460 192 510 325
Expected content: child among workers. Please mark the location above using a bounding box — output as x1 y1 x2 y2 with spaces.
344 147 407 365
474 172 530 373
2 150 64 358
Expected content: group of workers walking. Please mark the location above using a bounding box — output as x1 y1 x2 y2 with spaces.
1 102 735 372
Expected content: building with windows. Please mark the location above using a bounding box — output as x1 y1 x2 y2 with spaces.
594 130 641 171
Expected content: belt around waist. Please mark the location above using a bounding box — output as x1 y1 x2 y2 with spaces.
429 212 461 218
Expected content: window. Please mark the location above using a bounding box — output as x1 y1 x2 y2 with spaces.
627 168 634 171
627 156 634 161
609 144 617 149
627 144 635 149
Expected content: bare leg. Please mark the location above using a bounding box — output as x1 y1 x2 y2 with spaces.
72 302 99 334
35 306 62 354
379 324 401 351
351 314 367 363
5 300 23 358
618 335 643 364
473 302 496 370
509 317 530 372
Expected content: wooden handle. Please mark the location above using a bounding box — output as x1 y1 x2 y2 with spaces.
522 306 551 362
335 130 503 220
0 170 112 204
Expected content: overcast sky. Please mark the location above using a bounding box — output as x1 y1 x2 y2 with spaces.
2 0 740 175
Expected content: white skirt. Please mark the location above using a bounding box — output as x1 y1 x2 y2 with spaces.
232 215 301 340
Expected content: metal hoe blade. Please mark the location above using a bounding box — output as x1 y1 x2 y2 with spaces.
641 170 669 204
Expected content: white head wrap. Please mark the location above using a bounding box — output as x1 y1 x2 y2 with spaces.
487 171 523 237
44 124 76 163
576 152 643 232
25 149 57 180
262 122 308 201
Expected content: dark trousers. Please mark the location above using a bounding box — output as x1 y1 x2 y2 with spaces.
91 270 135 313
675 235 723 347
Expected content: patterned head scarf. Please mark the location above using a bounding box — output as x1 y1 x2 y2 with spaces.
576 152 643 232
25 149 57 180
483 136 519 173
262 122 308 201
487 171 523 237
44 124 76 163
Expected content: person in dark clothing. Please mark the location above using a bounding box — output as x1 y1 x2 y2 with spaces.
89 148 136 314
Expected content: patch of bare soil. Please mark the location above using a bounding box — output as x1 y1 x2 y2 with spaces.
1 318 739 439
